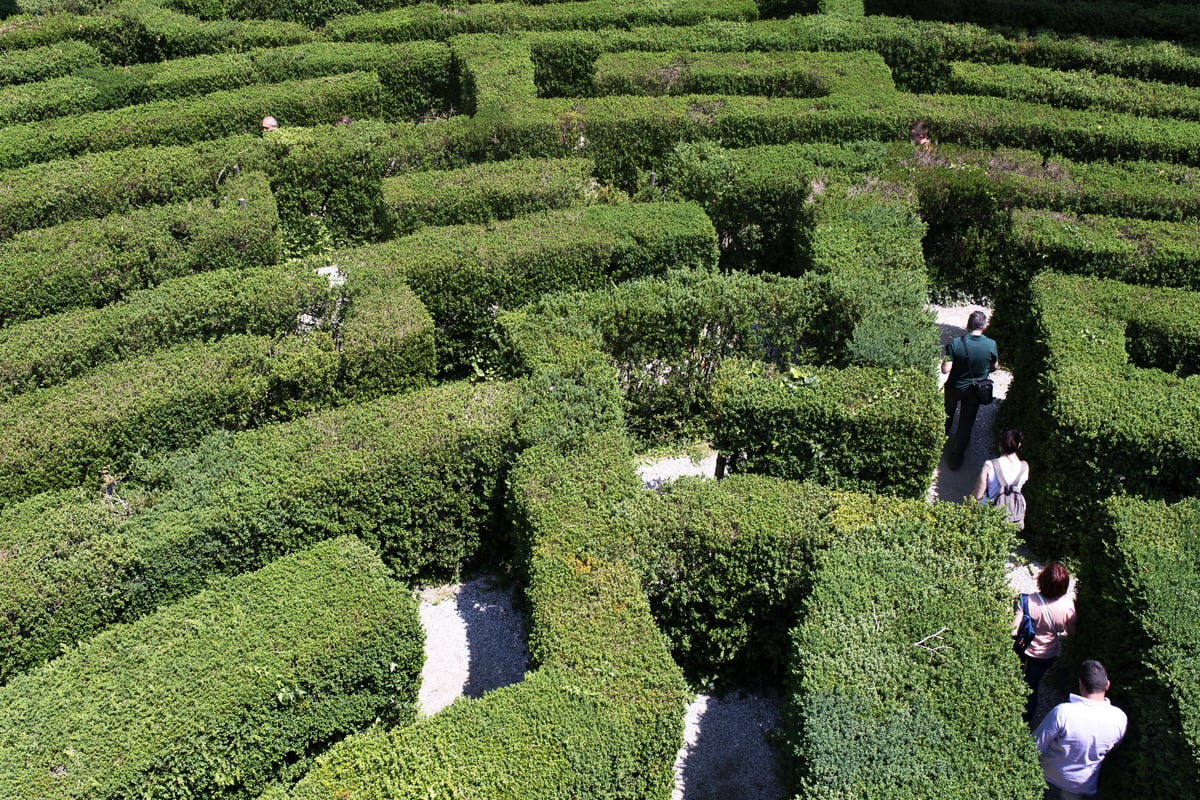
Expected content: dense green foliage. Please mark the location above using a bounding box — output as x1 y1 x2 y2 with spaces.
1002 271 1200 554
0 382 514 681
1073 497 1200 798
0 171 279 325
784 503 1043 799
0 536 423 800
2 2 1199 796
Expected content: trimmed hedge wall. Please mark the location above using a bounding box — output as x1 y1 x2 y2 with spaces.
0 171 280 326
615 474 836 686
1007 209 1200 291
0 263 332 398
1072 496 1200 799
270 431 687 799
330 201 719 373
325 0 759 43
0 3 314 63
0 71 382 170
711 359 942 498
0 536 423 800
804 177 937 372
1001 271 1200 555
514 269 834 447
0 332 340 508
947 61 1200 123
869 0 1200 45
0 135 270 240
0 40 102 86
381 156 602 236
0 381 515 682
897 143 1200 223
784 501 1042 798
593 50 869 98
644 140 813 274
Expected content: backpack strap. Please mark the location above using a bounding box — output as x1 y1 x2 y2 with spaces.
991 458 1011 492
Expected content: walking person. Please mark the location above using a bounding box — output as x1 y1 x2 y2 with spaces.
1013 561 1076 724
941 310 998 470
1034 659 1127 799
973 427 1029 530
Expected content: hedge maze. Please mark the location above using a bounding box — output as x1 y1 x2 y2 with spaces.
0 0 1197 797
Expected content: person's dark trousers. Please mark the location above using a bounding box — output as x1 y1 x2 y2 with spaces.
944 384 981 467
1022 653 1056 724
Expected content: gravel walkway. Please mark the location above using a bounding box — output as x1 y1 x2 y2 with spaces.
413 303 1057 794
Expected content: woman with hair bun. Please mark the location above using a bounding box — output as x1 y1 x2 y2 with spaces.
1013 561 1077 723
974 427 1029 530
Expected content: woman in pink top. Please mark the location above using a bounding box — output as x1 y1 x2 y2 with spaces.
1013 561 1077 724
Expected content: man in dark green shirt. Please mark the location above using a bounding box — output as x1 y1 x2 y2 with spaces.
941 310 999 470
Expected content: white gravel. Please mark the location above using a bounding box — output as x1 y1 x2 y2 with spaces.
416 577 529 717
413 304 1050 793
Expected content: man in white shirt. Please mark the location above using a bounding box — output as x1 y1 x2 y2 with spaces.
1033 660 1128 799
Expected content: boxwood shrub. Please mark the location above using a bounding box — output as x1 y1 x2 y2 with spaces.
513 269 832 447
330 201 719 373
0 135 270 240
271 431 686 799
1000 271 1200 555
711 358 942 498
0 40 103 86
0 381 516 681
1006 209 1200 291
614 474 837 686
0 171 280 326
0 535 423 800
0 263 333 398
381 156 602 236
1072 496 1200 799
0 71 382 170
784 503 1043 799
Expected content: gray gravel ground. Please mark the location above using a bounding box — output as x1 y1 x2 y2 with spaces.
413 304 1058 794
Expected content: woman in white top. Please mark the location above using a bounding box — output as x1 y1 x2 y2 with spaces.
1012 561 1077 724
973 427 1029 528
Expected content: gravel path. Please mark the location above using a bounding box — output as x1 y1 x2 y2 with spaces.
413 303 1056 793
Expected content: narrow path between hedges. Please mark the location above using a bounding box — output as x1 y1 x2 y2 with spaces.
413 304 1057 797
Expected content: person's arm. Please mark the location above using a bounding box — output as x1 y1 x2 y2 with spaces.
1063 601 1078 637
941 343 953 375
1032 706 1062 754
972 461 991 501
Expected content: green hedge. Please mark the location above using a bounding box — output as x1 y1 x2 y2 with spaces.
251 41 454 121
615 474 836 686
0 135 270 240
0 263 332 398
784 501 1042 798
1072 496 1200 800
804 177 937 371
381 156 602 236
1001 271 1200 555
1007 209 1200 291
593 50 849 98
0 332 339 507
0 381 515 681
0 40 102 86
911 144 1200 223
331 201 719 373
869 0 1200 45
645 140 813 274
947 61 1200 123
514 269 833 447
711 359 942 498
326 0 759 43
0 171 280 326
0 536 423 800
0 71 382 170
273 431 685 799
0 52 258 125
